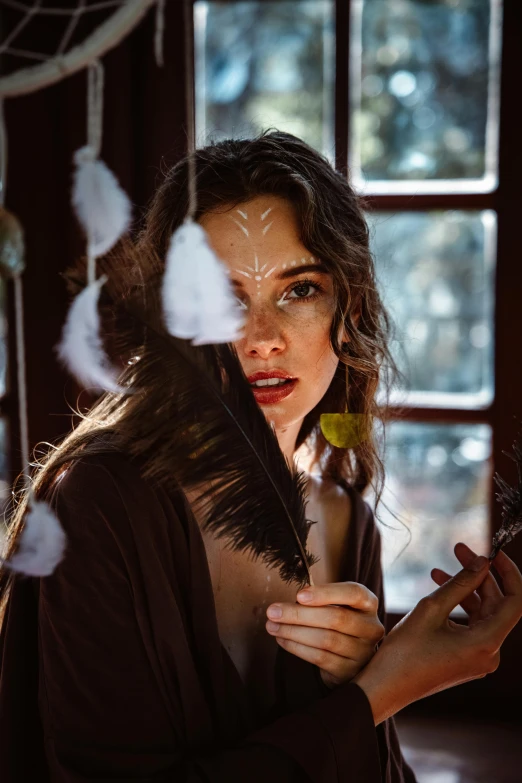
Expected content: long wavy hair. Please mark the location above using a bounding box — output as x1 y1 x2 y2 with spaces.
0 130 400 619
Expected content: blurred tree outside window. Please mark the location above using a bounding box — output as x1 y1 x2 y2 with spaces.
351 0 500 192
370 210 496 407
194 1 335 159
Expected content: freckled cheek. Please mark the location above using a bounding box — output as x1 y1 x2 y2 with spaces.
284 307 338 390
280 302 335 346
277 296 335 325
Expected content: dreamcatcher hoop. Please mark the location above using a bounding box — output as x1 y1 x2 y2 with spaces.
0 0 160 98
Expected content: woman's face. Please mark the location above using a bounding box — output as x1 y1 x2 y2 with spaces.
199 195 342 455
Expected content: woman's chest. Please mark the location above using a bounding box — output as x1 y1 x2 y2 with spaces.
196 476 352 711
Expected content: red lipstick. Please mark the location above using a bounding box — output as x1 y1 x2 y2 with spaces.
247 370 298 405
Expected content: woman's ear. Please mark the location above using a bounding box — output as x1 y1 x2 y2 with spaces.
351 303 362 329
340 311 361 346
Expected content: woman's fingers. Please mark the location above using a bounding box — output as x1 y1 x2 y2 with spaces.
266 620 373 662
491 548 522 597
266 601 381 640
273 635 359 682
454 542 504 618
431 567 481 617
483 549 522 641
430 542 505 621
296 582 378 613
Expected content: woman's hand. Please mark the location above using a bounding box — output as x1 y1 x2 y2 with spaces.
265 582 385 689
430 541 504 625
352 546 522 726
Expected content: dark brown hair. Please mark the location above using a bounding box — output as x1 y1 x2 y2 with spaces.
0 130 399 618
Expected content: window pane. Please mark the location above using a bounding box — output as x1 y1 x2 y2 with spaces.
194 1 335 157
370 211 495 407
350 0 501 192
376 422 491 614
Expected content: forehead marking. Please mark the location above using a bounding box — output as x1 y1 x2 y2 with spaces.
231 217 249 237
230 207 319 283
233 254 317 279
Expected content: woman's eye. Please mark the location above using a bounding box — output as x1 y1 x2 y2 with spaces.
287 282 317 299
284 280 324 302
234 279 324 309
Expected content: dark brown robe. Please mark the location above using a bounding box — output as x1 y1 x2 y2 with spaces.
0 450 417 782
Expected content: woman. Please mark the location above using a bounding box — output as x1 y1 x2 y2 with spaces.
0 131 520 782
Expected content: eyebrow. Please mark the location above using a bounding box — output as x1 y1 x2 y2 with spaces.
231 262 330 286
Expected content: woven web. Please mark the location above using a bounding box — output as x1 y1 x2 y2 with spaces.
0 1 131 65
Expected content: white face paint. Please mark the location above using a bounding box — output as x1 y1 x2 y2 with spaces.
228 204 320 304
198 195 344 465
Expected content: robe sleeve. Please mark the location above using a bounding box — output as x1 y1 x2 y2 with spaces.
355 498 418 783
31 456 411 783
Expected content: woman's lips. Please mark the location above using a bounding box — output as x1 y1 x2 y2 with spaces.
251 378 298 404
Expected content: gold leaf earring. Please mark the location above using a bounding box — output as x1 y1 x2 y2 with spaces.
320 360 369 449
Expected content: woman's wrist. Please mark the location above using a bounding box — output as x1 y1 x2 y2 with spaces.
351 650 411 726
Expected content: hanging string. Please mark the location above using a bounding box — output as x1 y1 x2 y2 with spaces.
0 98 31 495
154 0 165 68
183 0 197 219
14 276 29 489
86 59 104 285
87 59 104 160
0 98 6 209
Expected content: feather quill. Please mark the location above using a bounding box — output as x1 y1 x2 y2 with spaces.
72 146 131 258
122 322 317 587
2 499 66 577
56 276 126 393
491 433 522 559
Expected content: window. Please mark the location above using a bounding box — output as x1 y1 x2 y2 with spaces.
357 0 501 612
194 0 335 157
194 0 511 616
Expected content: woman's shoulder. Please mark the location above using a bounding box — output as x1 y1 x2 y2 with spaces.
306 472 376 540
40 447 193 583
42 446 185 545
46 448 145 505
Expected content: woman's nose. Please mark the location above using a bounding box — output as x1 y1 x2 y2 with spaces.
239 308 286 359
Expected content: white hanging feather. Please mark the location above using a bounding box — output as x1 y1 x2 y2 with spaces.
72 146 131 258
162 218 245 345
2 499 66 577
192 221 246 346
56 275 126 393
162 219 202 339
